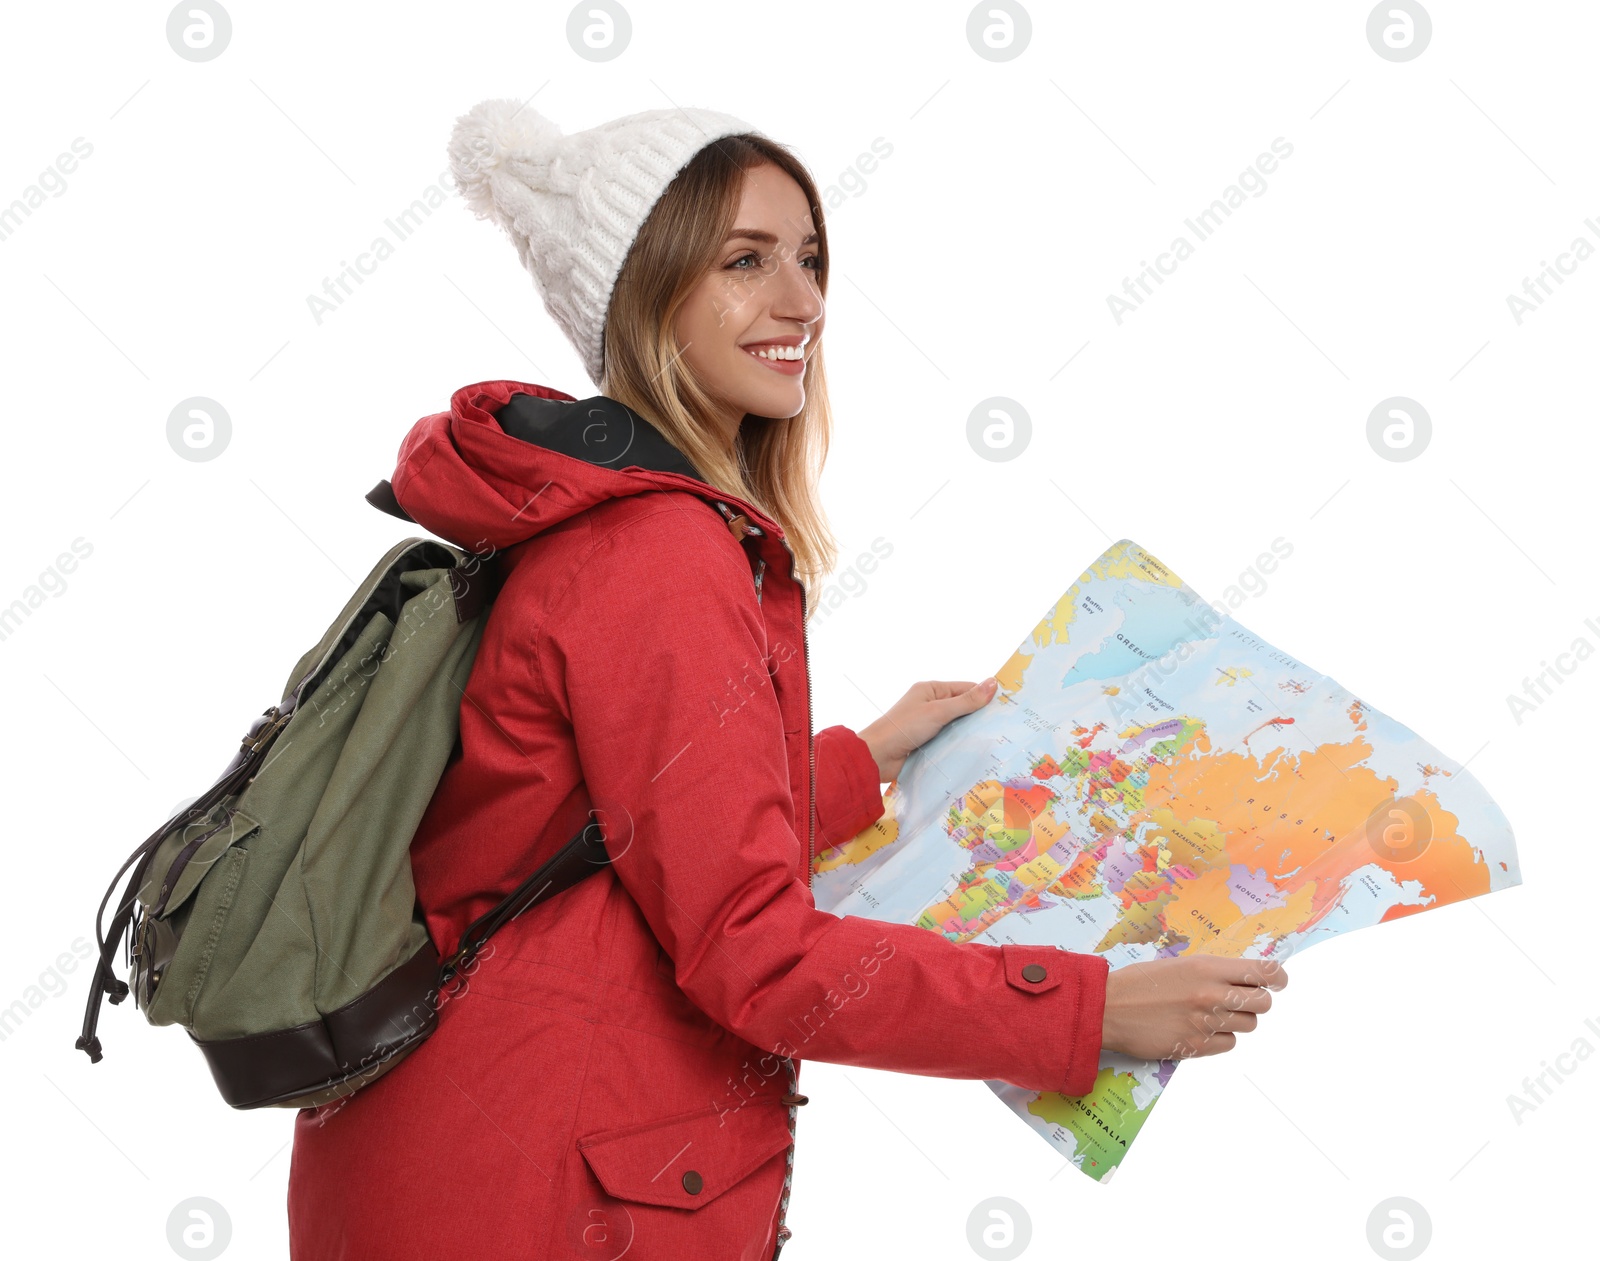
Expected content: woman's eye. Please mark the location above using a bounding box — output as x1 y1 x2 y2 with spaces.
727 252 823 272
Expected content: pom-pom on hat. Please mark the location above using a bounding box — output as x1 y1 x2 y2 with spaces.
447 98 760 386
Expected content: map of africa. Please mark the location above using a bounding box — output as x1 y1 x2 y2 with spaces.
811 540 1520 1182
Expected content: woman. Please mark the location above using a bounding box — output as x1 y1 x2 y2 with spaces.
287 100 1283 1260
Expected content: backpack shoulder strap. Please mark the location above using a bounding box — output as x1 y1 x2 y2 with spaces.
366 479 412 522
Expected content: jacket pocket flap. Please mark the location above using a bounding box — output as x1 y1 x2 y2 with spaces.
577 1098 792 1211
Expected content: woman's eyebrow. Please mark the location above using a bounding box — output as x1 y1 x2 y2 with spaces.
725 227 820 246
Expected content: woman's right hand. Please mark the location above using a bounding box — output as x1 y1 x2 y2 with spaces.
1100 955 1289 1062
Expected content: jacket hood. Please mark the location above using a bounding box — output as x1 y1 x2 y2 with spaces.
386 381 781 552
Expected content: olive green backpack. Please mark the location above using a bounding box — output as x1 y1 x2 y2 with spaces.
70 482 618 1111
75 478 765 1111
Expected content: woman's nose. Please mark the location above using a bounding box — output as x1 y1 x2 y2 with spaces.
765 256 823 324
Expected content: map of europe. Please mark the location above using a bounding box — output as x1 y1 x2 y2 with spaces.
811 540 1519 1182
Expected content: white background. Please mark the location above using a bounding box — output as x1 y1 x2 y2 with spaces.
1 2 1593 1258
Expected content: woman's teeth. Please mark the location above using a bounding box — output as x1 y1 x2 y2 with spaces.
748 345 802 361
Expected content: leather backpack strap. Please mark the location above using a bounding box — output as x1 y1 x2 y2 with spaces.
438 821 611 985
366 479 414 523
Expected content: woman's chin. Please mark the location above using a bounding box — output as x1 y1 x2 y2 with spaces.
727 378 805 420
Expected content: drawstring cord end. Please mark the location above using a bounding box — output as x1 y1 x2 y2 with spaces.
100 959 129 1004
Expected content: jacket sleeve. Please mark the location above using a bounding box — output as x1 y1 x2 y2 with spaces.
812 724 887 852
535 501 1109 1098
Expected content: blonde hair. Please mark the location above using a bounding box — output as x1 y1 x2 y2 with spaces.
598 134 838 617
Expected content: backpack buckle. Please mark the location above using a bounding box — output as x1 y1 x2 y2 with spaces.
438 940 478 990
438 952 466 985
239 704 291 755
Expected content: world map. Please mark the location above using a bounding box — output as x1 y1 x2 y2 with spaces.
811 540 1520 1182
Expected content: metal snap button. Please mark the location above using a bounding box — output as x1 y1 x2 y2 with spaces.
682 1170 703 1194
1020 963 1047 983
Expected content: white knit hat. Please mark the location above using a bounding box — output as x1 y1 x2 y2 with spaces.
447 98 761 385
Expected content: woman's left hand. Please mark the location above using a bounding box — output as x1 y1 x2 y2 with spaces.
857 677 999 784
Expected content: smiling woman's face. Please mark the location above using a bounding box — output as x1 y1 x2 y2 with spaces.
673 161 825 442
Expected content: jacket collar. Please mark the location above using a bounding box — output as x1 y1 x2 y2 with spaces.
495 390 706 483
387 380 782 553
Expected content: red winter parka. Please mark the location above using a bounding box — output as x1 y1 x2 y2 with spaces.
286 380 1110 1260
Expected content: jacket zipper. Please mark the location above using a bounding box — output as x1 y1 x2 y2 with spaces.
771 539 812 1260
697 496 812 1254
801 569 814 896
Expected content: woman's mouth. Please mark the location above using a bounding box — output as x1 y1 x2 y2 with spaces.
743 344 806 376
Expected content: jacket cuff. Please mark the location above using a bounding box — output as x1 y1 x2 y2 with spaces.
1000 943 1110 1097
813 724 886 848
1062 949 1110 1096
